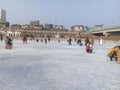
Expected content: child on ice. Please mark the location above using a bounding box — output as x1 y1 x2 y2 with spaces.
86 43 93 53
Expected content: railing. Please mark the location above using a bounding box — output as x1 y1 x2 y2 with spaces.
90 25 120 32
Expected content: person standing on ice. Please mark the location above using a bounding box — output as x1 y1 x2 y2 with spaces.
77 38 83 46
58 39 60 43
86 43 90 53
67 36 72 45
22 36 27 44
44 38 47 44
74 37 77 42
99 37 104 46
41 38 43 43
48 36 51 42
85 37 90 46
36 39 39 42
90 38 94 46
89 43 93 53
5 36 13 49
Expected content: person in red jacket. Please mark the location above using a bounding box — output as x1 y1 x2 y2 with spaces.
22 36 27 44
86 42 93 53
86 43 90 53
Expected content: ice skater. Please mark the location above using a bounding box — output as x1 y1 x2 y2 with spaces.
85 37 90 46
36 39 39 42
67 36 72 45
45 38 47 44
48 36 51 42
99 37 104 46
77 38 83 46
5 36 13 49
22 36 27 44
85 42 93 53
107 47 117 61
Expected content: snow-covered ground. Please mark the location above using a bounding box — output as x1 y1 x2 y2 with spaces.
0 40 120 90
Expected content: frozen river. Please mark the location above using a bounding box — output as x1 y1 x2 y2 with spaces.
0 40 120 90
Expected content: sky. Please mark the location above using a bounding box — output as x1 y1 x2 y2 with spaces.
0 0 120 29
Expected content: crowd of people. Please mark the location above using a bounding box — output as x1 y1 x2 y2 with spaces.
67 36 120 64
1 35 120 64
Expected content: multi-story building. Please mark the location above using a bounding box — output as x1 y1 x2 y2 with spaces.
11 24 21 29
54 25 65 30
44 23 53 30
0 8 6 23
21 24 30 30
30 20 40 30
71 25 84 31
0 8 6 28
94 25 104 30
30 20 39 26
6 22 10 27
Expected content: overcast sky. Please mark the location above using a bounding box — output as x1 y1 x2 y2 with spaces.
0 0 120 29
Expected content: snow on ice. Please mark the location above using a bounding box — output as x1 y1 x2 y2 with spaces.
0 40 120 90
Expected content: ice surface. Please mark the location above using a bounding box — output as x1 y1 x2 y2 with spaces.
0 40 120 90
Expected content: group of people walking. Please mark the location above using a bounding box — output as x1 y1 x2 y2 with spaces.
22 35 51 44
67 36 83 46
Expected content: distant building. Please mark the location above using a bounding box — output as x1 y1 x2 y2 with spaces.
6 22 10 27
94 25 104 29
54 25 65 30
0 8 6 23
71 25 84 31
44 23 53 30
30 20 40 30
30 20 39 26
0 23 6 28
11 24 21 29
0 8 6 28
21 24 30 30
39 24 44 30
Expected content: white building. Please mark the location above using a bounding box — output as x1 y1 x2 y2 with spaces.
0 8 6 23
54 25 65 30
71 25 84 31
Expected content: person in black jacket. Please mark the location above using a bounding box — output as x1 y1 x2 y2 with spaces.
5 36 13 49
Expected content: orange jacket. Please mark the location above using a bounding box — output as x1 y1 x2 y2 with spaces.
114 47 120 58
107 47 115 56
